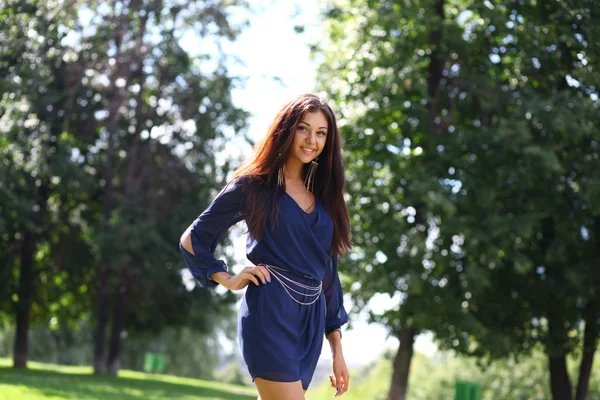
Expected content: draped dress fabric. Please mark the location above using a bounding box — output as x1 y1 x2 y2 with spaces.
179 176 348 390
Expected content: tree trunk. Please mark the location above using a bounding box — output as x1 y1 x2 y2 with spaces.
106 269 130 376
549 354 573 400
93 264 111 374
92 4 129 374
12 55 60 368
92 5 147 375
105 94 142 376
104 14 148 376
426 0 446 134
386 326 415 400
12 230 35 368
92 75 117 374
575 311 598 400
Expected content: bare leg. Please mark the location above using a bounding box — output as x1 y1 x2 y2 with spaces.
255 378 305 400
257 390 308 399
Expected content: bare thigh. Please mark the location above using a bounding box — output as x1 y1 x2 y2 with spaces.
255 377 306 400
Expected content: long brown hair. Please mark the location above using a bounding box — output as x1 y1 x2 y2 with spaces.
232 94 351 256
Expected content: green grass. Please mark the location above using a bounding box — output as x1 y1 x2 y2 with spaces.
0 358 257 400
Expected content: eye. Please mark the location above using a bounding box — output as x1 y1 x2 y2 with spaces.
298 125 308 131
318 131 327 136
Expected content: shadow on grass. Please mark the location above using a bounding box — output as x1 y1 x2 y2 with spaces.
0 366 256 400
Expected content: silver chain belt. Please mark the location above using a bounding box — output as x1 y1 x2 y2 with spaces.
257 263 323 306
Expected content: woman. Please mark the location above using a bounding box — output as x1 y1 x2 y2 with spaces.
179 94 351 399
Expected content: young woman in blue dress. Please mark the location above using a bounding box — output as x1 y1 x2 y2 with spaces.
180 94 352 399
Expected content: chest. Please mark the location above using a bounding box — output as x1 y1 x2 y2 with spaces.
271 194 334 258
285 184 315 214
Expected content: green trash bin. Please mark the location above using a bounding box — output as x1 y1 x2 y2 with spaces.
153 353 165 373
143 352 154 373
143 352 166 373
455 381 481 400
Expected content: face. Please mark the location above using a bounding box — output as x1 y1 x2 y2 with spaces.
288 110 328 166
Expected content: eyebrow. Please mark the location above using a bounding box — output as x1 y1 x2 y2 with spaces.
299 120 328 130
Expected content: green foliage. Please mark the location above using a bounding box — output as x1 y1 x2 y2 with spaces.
0 0 98 329
0 0 250 372
120 327 226 380
317 0 599 397
0 321 228 380
0 358 257 399
215 360 253 387
308 348 600 400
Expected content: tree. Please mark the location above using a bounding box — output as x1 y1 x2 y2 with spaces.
73 0 249 375
317 0 472 398
316 0 599 399
0 0 98 368
1 0 249 375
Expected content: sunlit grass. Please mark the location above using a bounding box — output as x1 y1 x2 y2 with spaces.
0 358 257 400
3 349 600 400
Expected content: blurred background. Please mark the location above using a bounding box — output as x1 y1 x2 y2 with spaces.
0 0 599 399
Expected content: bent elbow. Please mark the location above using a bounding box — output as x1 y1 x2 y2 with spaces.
180 225 195 255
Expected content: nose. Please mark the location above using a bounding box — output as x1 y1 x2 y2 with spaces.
306 131 316 143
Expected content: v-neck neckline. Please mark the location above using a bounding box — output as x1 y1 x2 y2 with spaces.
284 191 317 215
281 189 329 256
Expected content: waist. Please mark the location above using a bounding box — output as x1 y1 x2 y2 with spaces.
257 263 322 305
257 263 318 281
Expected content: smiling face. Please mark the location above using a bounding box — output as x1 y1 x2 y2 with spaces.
287 111 328 168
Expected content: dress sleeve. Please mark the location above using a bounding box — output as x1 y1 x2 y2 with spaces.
323 252 349 335
179 178 246 288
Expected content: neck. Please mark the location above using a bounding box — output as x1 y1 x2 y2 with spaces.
284 158 304 181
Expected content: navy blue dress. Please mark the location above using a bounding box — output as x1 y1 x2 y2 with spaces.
179 177 348 389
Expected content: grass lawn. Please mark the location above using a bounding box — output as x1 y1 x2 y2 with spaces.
0 359 258 400
0 358 369 400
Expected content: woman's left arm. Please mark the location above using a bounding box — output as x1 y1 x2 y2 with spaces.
327 330 350 396
323 253 350 396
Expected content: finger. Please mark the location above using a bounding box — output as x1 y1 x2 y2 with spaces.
329 375 336 388
334 374 342 396
256 265 271 283
252 267 268 285
340 375 348 394
242 273 260 286
334 385 342 397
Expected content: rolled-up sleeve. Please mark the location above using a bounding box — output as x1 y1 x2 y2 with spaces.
179 178 246 288
323 252 349 335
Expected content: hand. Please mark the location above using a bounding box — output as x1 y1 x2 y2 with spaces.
211 265 271 291
329 354 350 397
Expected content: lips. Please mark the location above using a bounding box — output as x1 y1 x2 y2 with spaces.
301 147 316 155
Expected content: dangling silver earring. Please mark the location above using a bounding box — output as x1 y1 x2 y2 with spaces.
277 152 285 187
304 157 318 193
278 164 285 187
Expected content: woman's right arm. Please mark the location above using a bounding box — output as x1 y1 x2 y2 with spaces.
179 178 246 288
179 177 271 290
